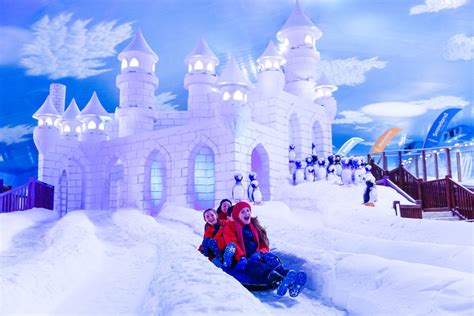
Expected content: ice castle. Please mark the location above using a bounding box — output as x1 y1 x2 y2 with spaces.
32 2 338 214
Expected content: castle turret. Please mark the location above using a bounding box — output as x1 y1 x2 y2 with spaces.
256 40 286 96
184 37 220 117
116 29 159 137
276 0 322 98
33 95 61 154
59 98 82 138
77 92 111 142
314 73 338 120
49 83 66 114
217 56 252 137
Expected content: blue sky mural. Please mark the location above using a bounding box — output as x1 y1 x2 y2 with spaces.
0 0 472 184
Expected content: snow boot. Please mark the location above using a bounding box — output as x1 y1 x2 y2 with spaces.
223 242 236 268
276 270 297 296
201 238 210 257
211 257 223 268
267 270 284 287
207 238 221 258
288 271 307 297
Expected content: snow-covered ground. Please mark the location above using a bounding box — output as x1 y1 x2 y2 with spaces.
1 181 473 315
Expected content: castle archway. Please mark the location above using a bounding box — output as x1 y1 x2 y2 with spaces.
250 144 270 201
187 144 215 210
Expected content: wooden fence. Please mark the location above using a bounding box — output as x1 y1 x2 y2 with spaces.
0 179 54 212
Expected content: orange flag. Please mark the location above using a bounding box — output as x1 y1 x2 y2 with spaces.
370 128 402 154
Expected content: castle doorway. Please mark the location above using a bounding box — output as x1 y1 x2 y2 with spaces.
251 144 270 201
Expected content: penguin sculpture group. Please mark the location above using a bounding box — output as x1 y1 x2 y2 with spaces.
232 173 246 202
232 172 263 205
363 177 377 206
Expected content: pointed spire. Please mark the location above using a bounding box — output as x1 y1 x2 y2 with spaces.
217 56 252 86
62 99 81 121
79 92 111 120
119 28 158 61
33 95 60 119
277 0 319 41
315 73 337 92
257 41 286 64
185 37 219 64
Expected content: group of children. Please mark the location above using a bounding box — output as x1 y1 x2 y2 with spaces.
198 199 307 297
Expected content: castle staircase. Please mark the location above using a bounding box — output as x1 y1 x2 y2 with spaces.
369 161 473 221
0 179 54 213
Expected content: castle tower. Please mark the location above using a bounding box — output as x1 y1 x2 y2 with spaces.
49 83 66 114
217 56 252 138
116 29 159 137
314 73 338 121
184 37 220 118
59 98 82 138
256 40 286 96
32 95 61 155
276 0 322 98
77 92 111 142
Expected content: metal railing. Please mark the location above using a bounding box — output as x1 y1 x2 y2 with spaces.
0 179 54 212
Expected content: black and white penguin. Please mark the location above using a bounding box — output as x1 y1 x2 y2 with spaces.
341 158 352 185
327 165 337 184
232 173 246 202
334 155 343 177
316 158 327 181
363 165 376 183
248 172 257 201
289 145 296 175
353 157 365 185
293 160 305 185
250 180 262 204
306 166 315 182
304 156 314 181
363 178 377 206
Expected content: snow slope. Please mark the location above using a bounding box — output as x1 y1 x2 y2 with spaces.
1 181 473 315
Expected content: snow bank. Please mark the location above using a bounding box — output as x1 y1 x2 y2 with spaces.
0 208 57 252
0 212 105 314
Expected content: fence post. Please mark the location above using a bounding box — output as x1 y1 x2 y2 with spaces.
455 151 462 182
415 154 419 178
28 179 36 209
421 150 427 181
434 151 439 179
393 200 400 216
417 179 423 207
445 175 453 210
445 147 452 178
382 152 387 170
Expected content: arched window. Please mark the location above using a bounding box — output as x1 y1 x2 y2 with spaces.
130 57 139 67
152 63 156 73
264 60 272 70
121 59 128 69
233 90 243 101
45 117 53 126
244 94 248 102
75 126 82 134
304 35 313 45
194 60 204 70
88 121 97 129
188 64 192 72
284 38 290 46
150 160 165 209
99 122 105 131
63 124 71 133
223 91 231 101
38 118 44 126
191 146 215 209
206 62 214 72
273 61 280 69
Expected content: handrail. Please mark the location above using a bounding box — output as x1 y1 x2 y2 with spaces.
0 179 54 212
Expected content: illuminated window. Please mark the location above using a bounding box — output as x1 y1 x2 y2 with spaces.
121 59 128 69
38 118 44 126
233 90 243 101
88 121 97 129
244 94 248 102
152 63 155 72
63 124 71 133
99 122 105 130
223 91 231 101
45 117 53 126
75 126 82 134
150 160 165 208
304 35 313 45
193 146 215 209
284 38 289 46
264 60 272 69
54 119 61 127
130 57 139 67
206 62 214 72
273 61 280 69
194 60 204 70
82 123 86 132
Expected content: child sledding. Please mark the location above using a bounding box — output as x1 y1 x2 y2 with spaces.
218 201 307 297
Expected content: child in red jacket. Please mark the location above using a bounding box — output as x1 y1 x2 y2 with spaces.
198 209 222 265
216 199 232 221
222 201 307 297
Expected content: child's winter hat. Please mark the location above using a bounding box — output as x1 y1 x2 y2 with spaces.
203 208 216 220
232 201 251 221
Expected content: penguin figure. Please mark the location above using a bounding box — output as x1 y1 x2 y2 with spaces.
312 143 317 156
247 172 257 201
353 158 365 185
293 160 305 185
289 145 296 175
363 165 376 183
326 155 335 174
341 158 353 185
363 178 377 206
250 180 263 205
306 166 315 182
232 173 246 202
311 154 318 168
327 165 337 184
334 155 343 176
304 156 314 181
316 158 327 181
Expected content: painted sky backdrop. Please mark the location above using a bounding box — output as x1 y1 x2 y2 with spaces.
0 0 473 181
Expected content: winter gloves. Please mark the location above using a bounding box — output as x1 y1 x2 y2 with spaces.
235 257 248 271
249 252 264 262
